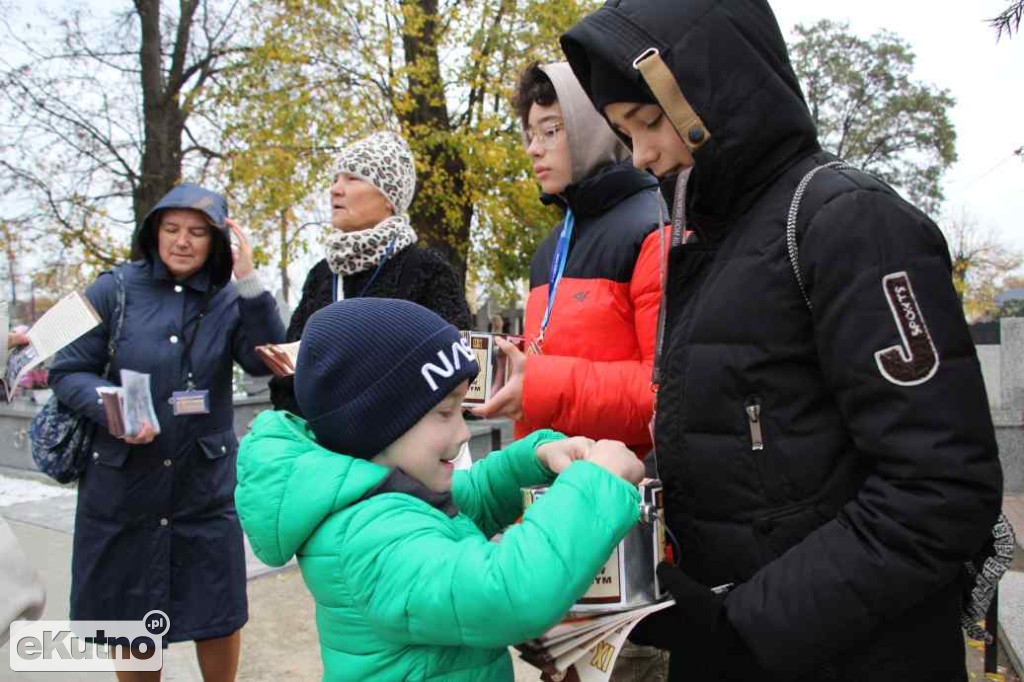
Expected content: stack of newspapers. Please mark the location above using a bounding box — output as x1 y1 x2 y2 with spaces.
96 370 161 438
516 599 674 682
256 341 301 378
0 293 102 402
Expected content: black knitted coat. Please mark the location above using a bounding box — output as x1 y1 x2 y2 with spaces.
269 245 472 415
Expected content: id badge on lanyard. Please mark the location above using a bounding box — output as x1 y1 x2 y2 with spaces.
171 389 211 416
174 294 212 417
533 209 576 355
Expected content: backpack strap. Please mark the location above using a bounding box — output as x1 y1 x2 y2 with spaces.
786 160 852 310
962 513 1016 642
101 267 127 381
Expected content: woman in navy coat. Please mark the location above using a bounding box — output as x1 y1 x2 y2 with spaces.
49 184 285 681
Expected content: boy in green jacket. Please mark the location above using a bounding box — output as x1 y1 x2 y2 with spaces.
236 298 644 681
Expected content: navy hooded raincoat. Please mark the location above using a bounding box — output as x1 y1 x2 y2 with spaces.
49 184 285 642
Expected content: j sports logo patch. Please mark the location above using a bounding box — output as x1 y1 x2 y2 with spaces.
874 272 939 386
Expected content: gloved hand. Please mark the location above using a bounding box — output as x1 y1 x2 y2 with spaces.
629 563 766 680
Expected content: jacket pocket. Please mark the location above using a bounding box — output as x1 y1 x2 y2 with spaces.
754 503 828 562
198 428 239 461
91 430 130 469
743 395 773 500
744 396 793 502
744 397 764 452
79 431 130 518
191 428 239 506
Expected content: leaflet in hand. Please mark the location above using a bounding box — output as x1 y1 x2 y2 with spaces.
256 341 300 378
458 332 526 408
96 370 162 438
1 293 102 402
515 599 675 682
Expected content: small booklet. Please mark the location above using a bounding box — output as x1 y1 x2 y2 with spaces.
96 370 162 438
1 293 102 402
516 599 675 682
255 341 301 378
458 332 526 408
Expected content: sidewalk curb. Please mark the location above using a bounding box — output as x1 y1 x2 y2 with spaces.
0 464 73 487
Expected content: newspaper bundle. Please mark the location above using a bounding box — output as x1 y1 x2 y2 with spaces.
256 341 301 378
96 370 162 438
458 332 525 408
517 599 675 682
0 293 102 402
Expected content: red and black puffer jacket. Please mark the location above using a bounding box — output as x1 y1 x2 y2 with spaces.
519 160 666 456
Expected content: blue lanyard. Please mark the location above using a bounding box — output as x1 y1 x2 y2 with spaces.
333 237 398 302
538 209 575 344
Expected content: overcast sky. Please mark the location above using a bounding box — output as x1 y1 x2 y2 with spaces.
8 0 1024 261
771 0 1024 251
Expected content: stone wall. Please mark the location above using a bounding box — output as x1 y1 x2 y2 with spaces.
0 396 512 474
977 345 1002 409
977 318 1024 492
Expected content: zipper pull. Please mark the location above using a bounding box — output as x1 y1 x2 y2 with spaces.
746 402 764 451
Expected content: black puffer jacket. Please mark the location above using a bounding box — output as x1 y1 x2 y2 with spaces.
269 245 472 414
564 2 1002 681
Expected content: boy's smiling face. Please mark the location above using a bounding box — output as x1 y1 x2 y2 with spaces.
372 381 471 493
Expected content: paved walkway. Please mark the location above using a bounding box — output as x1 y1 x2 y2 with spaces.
3 471 1021 681
998 493 1024 681
1005 494 1024 553
0 468 538 682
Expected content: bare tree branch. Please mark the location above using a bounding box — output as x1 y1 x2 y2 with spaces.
991 0 1024 40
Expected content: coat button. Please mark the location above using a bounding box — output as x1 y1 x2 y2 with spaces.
174 285 183 293
160 518 169 527
97 398 103 405
93 452 99 460
170 335 179 344
163 459 172 467
221 445 227 454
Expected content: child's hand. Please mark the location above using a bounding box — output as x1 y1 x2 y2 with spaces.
470 337 525 420
536 436 594 475
586 440 644 485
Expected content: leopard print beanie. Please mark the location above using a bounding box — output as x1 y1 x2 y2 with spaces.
334 132 417 215
326 132 419 277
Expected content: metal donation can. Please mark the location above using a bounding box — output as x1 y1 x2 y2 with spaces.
521 478 667 613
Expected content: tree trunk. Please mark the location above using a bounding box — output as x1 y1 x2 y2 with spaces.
132 0 187 257
4 223 16 310
399 0 471 285
279 209 291 303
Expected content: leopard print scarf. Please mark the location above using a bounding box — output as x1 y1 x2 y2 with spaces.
325 215 418 276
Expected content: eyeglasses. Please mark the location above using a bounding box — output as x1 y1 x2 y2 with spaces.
524 122 565 150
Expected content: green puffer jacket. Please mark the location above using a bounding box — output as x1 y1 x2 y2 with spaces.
236 411 641 681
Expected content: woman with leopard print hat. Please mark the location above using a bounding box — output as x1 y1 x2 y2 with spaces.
270 131 471 415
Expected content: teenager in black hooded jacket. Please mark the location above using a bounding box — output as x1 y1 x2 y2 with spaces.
561 2 1003 681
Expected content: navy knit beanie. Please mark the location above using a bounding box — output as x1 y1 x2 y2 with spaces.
294 298 479 458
